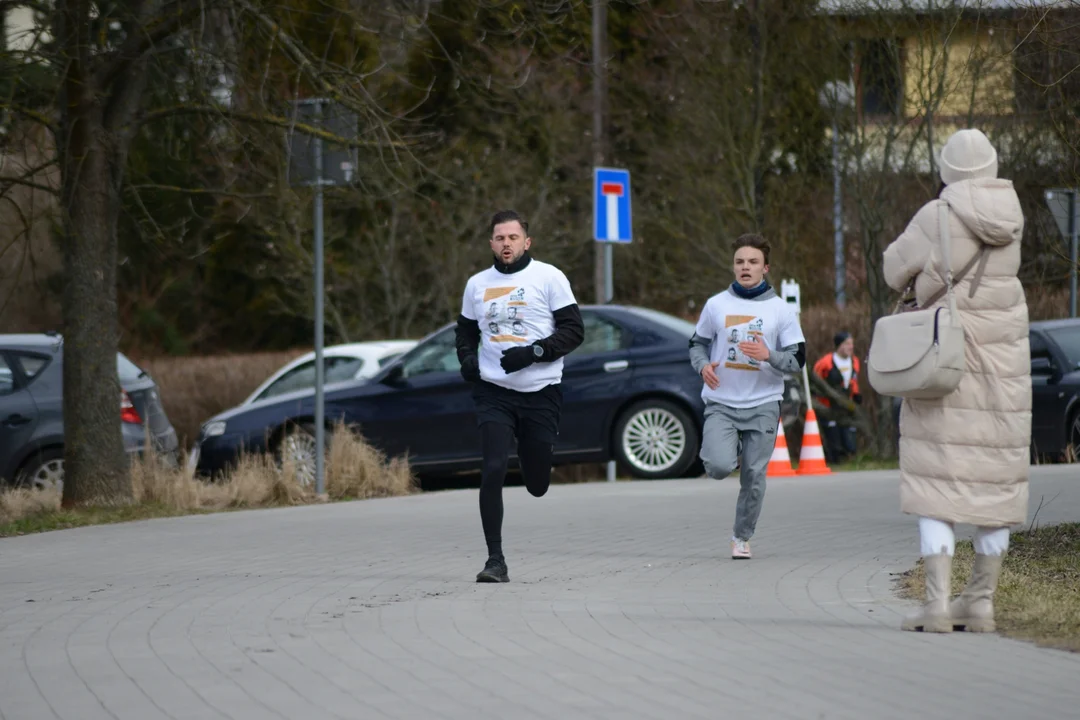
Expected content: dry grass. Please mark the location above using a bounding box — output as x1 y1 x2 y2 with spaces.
0 424 416 535
325 423 417 499
134 350 307 449
0 487 62 523
896 523 1080 652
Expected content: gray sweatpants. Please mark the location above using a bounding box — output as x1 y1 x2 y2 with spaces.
699 400 781 541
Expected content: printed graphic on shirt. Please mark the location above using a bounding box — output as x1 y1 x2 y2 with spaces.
725 315 756 328
483 285 530 343
724 314 765 372
483 287 517 302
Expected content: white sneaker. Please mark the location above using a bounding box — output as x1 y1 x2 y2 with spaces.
731 538 752 559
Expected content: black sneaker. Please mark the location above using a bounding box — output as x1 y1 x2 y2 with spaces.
476 556 509 583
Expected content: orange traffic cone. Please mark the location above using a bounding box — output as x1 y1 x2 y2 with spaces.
766 419 797 477
797 408 832 475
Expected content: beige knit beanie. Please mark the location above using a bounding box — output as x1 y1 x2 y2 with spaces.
939 128 998 185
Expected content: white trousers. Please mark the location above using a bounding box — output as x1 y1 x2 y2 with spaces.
919 516 1010 557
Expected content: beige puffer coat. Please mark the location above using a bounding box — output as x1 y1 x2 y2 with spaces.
883 178 1030 527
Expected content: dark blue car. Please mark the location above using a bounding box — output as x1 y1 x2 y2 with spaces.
190 305 799 482
1030 318 1080 461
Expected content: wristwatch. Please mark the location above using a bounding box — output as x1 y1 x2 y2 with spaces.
532 344 544 359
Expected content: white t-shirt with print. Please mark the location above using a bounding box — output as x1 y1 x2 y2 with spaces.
461 259 577 393
695 290 805 408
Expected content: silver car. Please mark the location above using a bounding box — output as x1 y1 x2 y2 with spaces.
0 333 180 490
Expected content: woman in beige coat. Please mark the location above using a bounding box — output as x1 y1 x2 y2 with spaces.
883 128 1030 634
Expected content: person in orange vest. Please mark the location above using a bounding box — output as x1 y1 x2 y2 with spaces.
812 332 862 464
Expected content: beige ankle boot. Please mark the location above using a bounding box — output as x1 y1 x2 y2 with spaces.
901 554 953 633
949 553 1004 632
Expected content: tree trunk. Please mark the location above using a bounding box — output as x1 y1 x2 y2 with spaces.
59 112 131 506
57 0 133 506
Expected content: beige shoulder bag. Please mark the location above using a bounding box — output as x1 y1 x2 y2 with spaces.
867 202 970 399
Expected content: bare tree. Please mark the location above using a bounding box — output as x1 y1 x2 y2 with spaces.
821 0 1062 455
1 0 432 504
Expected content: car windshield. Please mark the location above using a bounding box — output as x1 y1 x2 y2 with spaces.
117 353 147 382
1048 326 1080 369
624 306 698 338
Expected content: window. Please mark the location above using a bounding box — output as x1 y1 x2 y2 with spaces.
0 356 14 395
857 38 902 118
577 313 626 355
1047 326 1080 371
325 357 365 383
400 331 459 379
260 361 317 400
14 354 49 381
257 356 364 401
1030 331 1058 376
1030 332 1049 357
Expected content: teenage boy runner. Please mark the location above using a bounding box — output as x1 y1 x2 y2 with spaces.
689 234 806 559
455 210 584 583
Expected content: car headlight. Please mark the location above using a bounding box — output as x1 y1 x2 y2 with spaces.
202 421 227 438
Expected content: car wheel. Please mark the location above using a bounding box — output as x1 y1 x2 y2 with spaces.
613 399 699 480
16 448 65 492
275 422 321 487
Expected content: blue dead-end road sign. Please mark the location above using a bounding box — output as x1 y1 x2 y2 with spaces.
594 167 632 243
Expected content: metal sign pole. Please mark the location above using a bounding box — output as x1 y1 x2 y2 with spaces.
605 240 614 482
1044 188 1079 319
286 98 357 493
594 167 631 482
603 244 614 303
1070 190 1078 319
313 102 326 495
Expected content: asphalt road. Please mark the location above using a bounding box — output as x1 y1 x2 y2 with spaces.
1 466 1078 720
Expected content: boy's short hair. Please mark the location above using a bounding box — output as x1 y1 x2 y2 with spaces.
490 210 529 236
732 233 771 265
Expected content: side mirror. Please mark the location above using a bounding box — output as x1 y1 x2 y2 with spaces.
1031 356 1056 378
382 364 405 385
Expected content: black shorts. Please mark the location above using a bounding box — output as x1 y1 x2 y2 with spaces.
472 380 563 445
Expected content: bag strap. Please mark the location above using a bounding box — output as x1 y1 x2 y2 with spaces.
937 202 957 320
922 202 989 308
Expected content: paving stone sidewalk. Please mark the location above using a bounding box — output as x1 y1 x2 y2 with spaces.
1 466 1078 720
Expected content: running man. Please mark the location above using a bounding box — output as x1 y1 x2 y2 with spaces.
689 233 806 559
455 210 585 582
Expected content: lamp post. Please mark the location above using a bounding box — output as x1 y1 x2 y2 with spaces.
820 80 854 311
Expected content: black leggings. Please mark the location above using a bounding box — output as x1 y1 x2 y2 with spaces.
479 423 554 559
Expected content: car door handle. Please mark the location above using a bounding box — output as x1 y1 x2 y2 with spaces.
3 414 31 427
603 360 629 373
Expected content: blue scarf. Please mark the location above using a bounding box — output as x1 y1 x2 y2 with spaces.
730 280 770 299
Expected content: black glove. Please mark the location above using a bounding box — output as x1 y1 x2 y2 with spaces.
853 393 863 405
460 355 480 382
500 345 538 374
